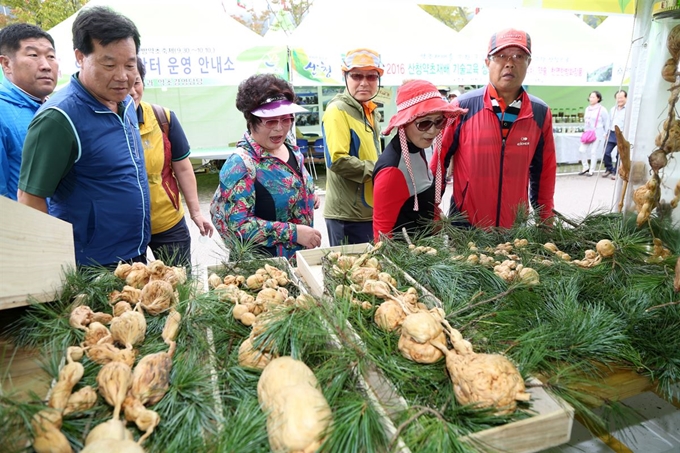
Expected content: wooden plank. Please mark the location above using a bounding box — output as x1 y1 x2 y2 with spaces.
0 339 50 401
0 197 75 310
296 246 575 453
461 379 574 453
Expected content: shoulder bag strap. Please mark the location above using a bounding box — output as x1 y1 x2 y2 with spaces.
151 104 170 136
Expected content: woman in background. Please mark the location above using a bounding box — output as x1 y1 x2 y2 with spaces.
578 90 610 176
210 74 321 259
131 58 213 268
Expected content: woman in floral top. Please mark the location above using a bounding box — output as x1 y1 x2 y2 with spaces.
210 74 322 260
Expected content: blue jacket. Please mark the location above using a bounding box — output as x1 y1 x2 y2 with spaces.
0 77 42 200
37 75 151 266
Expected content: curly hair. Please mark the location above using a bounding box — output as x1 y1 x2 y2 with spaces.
236 74 296 131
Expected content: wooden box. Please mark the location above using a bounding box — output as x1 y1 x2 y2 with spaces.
296 245 575 453
0 197 75 310
295 243 373 297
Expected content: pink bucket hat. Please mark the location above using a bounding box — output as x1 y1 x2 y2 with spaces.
383 80 467 211
383 80 466 135
251 95 308 117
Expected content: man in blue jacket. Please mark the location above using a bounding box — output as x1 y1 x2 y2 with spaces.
18 6 151 268
0 23 57 200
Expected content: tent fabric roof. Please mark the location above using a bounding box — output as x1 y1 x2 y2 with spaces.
288 0 457 53
48 0 263 51
457 8 599 59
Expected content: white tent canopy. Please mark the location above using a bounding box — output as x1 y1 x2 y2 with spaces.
289 0 457 51
48 0 271 87
286 0 459 85
456 8 612 85
595 15 636 85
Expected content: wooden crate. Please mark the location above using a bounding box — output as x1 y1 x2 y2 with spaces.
295 243 373 297
0 197 75 310
296 246 575 453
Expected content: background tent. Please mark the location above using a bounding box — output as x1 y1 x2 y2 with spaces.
595 15 636 85
287 0 459 85
456 8 609 86
47 0 287 148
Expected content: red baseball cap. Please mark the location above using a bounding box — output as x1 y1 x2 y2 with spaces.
488 28 532 56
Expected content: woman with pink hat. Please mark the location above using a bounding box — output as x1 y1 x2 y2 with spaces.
210 74 322 259
373 80 466 241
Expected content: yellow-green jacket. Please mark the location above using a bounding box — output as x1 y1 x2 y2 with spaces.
321 91 381 222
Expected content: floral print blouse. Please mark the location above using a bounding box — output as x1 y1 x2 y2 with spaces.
210 132 315 260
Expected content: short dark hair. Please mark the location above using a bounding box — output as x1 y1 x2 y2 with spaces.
72 6 140 55
615 90 627 98
590 90 603 103
0 23 55 56
236 74 296 131
136 56 146 84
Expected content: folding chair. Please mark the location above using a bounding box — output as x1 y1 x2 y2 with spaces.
312 138 325 162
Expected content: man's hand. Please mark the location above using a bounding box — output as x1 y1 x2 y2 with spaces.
17 190 48 213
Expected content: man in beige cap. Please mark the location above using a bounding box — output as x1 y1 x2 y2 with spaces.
322 48 383 246
441 28 556 229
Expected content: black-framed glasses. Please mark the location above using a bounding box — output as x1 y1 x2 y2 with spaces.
489 53 530 63
347 72 380 82
262 116 294 129
415 117 447 132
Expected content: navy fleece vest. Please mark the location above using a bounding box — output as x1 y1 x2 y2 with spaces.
40 75 151 266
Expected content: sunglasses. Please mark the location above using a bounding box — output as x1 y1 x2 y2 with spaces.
347 72 380 82
262 116 294 129
415 117 447 132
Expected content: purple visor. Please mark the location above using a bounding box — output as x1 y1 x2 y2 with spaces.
251 99 308 118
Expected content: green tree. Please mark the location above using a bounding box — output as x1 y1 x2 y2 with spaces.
418 5 472 32
3 0 85 29
271 0 313 28
231 7 271 36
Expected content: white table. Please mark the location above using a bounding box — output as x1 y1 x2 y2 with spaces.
189 147 238 160
554 133 582 164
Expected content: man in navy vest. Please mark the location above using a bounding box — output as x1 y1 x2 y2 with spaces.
18 6 151 268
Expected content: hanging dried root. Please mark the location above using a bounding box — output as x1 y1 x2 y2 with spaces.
670 180 680 209
633 174 661 226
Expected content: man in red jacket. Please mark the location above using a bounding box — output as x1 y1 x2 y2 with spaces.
440 28 556 229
